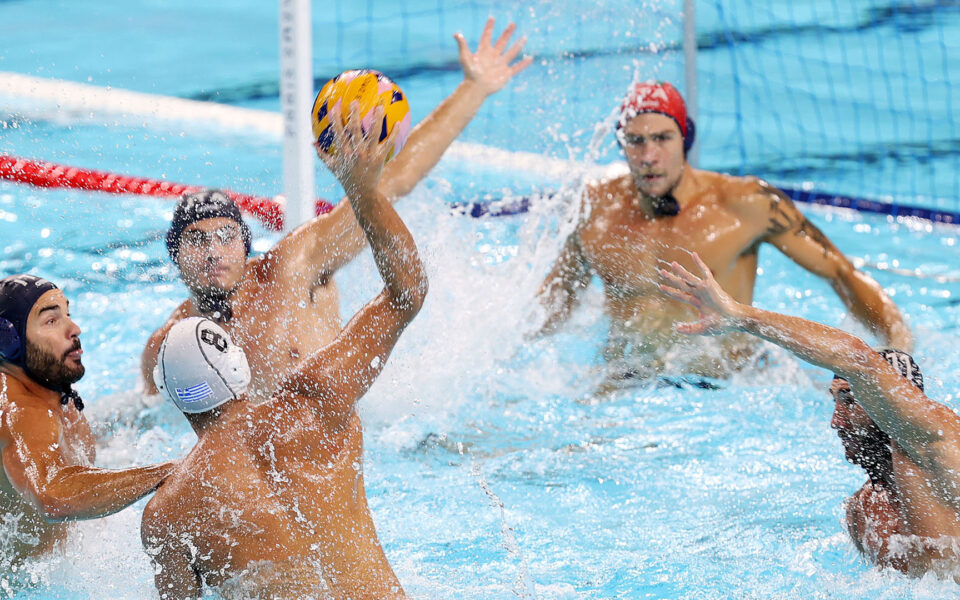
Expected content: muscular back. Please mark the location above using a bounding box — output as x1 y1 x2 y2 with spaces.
142 402 400 599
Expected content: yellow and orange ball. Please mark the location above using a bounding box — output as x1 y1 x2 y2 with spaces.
311 69 412 163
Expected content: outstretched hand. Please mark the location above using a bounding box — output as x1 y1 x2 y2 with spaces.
455 17 533 96
316 101 399 198
658 253 744 336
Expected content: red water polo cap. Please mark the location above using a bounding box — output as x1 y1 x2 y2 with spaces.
618 81 688 138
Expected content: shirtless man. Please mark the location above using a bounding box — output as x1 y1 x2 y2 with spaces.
661 254 960 577
141 103 427 598
141 19 531 401
0 276 174 567
537 81 911 386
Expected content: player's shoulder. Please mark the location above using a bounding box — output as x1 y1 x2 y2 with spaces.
706 171 792 217
141 488 178 545
700 171 770 204
0 385 64 445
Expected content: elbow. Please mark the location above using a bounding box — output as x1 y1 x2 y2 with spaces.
407 271 430 316
393 270 428 318
34 493 73 523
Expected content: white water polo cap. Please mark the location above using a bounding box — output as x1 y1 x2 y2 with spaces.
153 317 251 413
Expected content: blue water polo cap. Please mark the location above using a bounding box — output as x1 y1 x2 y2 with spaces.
0 275 58 366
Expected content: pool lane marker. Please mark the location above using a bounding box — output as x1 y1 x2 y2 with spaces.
3 72 958 226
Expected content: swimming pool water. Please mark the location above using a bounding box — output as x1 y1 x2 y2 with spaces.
2 1 960 599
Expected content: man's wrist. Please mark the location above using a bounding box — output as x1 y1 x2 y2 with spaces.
459 78 492 101
729 303 754 332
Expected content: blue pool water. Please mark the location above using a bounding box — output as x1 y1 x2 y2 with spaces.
3 1 960 599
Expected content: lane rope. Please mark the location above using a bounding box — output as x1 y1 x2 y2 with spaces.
0 154 332 231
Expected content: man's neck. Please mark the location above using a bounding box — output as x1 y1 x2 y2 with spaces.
186 398 246 436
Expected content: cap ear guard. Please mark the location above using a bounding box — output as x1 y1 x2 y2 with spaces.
0 318 20 362
684 117 696 153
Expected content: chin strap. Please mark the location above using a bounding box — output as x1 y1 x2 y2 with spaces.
60 386 84 412
197 296 233 323
652 194 680 217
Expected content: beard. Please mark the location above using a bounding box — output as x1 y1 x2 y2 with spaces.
25 338 85 390
844 429 894 487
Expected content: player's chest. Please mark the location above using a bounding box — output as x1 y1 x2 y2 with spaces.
579 206 752 283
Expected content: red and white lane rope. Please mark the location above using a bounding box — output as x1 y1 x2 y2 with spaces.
0 154 333 231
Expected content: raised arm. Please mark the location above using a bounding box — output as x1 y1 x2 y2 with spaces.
278 103 427 427
659 254 960 468
1 404 174 522
268 18 532 281
742 182 911 350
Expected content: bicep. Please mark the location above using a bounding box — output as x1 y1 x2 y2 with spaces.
141 331 165 395
849 360 958 459
757 190 847 279
269 202 362 279
1 408 65 503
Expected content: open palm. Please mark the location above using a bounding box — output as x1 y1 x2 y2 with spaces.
455 18 534 96
658 253 743 336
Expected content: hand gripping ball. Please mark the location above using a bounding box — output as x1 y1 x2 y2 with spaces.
311 69 412 163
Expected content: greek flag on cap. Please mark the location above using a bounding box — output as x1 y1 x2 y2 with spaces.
154 317 251 413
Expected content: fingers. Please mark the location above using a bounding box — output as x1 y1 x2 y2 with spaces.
479 16 495 48
669 260 701 287
658 268 688 292
364 103 385 146
676 321 706 335
658 282 694 304
493 22 517 52
503 36 527 63
510 54 534 77
690 252 711 279
454 32 470 62
377 107 401 162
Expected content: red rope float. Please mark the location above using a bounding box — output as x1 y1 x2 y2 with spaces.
0 154 333 231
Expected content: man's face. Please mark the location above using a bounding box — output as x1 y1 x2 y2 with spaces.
829 378 890 471
24 289 84 387
176 217 247 299
620 112 686 199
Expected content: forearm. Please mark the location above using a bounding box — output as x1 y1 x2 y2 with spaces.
535 279 581 336
734 304 873 377
832 266 912 351
349 190 427 307
379 79 487 199
36 461 174 522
